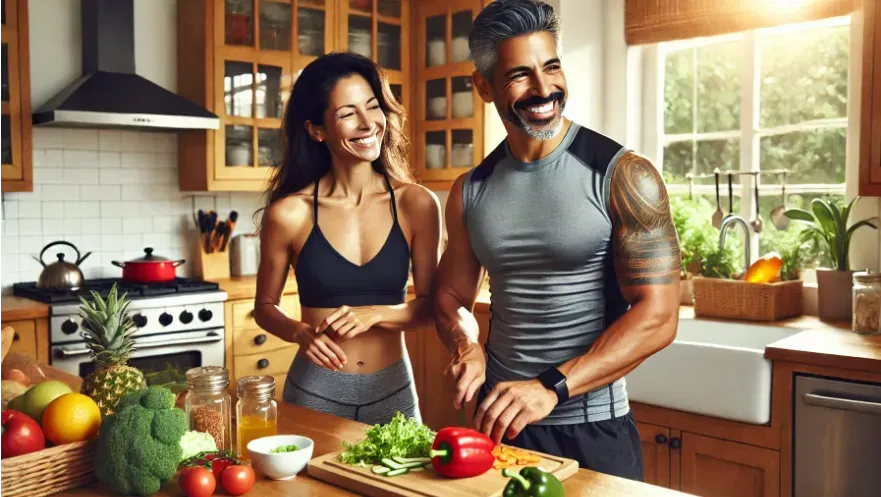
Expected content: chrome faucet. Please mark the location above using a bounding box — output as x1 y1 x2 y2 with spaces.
719 216 751 270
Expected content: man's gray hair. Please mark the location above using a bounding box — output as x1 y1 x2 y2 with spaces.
469 0 561 78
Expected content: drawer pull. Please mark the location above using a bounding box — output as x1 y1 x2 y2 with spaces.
13 332 19 342
669 437 681 449
254 334 267 345
655 434 668 445
257 358 269 369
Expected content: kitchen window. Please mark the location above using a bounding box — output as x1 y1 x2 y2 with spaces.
642 15 854 275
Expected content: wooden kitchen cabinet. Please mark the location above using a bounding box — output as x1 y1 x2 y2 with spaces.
1 318 48 364
860 0 881 196
637 422 672 488
1 0 32 192
412 0 485 190
177 0 410 192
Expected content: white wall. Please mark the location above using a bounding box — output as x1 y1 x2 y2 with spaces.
555 0 604 130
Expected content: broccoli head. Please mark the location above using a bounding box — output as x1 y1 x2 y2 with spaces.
95 386 188 496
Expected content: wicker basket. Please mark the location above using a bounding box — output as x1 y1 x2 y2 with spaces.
0 440 97 497
692 277 804 322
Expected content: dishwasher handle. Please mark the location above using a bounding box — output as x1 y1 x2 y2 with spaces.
803 393 881 416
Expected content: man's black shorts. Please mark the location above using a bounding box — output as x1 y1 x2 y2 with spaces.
475 390 645 482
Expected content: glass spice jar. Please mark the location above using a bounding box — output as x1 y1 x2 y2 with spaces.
185 366 233 452
236 375 277 460
853 271 881 335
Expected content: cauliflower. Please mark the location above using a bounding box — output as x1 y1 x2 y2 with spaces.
179 430 217 461
94 386 187 496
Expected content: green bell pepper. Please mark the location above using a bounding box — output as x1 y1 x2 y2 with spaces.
501 467 566 497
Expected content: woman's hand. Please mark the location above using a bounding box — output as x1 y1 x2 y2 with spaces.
291 321 348 370
316 305 382 342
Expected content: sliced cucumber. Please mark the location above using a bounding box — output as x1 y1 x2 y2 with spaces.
372 465 391 475
381 458 407 470
385 468 410 477
391 456 432 465
409 466 425 472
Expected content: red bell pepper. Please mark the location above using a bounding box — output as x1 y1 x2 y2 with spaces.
1 410 46 459
429 427 495 478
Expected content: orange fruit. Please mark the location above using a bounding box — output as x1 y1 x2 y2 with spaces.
41 393 102 445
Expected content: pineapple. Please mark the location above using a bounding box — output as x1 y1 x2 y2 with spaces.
78 283 147 416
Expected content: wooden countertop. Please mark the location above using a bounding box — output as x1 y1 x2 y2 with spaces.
1 296 49 321
765 327 881 374
57 403 690 497
212 275 298 301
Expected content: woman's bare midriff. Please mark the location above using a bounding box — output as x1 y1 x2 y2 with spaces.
300 306 406 374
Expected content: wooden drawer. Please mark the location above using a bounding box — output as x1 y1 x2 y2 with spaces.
234 327 295 356
231 295 300 331
7 320 37 360
234 345 298 377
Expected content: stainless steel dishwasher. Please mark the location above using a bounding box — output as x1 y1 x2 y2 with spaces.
794 374 881 497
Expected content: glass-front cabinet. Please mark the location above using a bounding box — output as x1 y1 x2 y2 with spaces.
414 0 483 188
1 0 32 192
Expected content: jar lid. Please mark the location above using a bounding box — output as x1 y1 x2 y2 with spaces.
854 271 881 284
237 375 275 399
186 366 230 390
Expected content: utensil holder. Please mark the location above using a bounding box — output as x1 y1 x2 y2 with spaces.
194 242 230 280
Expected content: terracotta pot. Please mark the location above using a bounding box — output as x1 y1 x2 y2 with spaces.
816 268 855 322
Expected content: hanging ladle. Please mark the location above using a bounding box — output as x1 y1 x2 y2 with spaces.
770 171 789 230
751 173 763 233
712 170 723 229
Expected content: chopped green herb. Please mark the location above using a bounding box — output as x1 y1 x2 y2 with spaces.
338 412 436 466
269 444 300 453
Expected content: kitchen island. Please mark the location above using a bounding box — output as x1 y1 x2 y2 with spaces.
56 403 691 497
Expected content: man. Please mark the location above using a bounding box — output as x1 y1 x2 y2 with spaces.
433 0 681 482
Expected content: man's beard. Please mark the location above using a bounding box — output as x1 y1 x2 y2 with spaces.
503 91 566 140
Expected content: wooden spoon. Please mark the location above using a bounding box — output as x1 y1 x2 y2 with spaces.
712 170 724 229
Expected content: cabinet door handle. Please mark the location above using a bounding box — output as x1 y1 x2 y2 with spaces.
669 437 681 449
655 434 668 445
254 334 267 345
803 393 881 416
13 332 19 342
257 358 269 369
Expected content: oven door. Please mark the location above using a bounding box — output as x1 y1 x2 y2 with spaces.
50 329 225 379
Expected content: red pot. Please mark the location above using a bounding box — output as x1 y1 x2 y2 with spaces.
112 248 185 283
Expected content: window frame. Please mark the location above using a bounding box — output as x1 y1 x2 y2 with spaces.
641 15 855 277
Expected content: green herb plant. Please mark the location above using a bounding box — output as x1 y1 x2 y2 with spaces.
338 411 436 466
784 196 879 271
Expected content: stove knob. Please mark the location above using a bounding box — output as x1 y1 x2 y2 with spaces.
159 313 173 327
61 319 79 335
198 309 213 322
180 311 194 324
133 314 148 328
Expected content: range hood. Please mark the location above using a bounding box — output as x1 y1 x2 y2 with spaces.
32 0 219 130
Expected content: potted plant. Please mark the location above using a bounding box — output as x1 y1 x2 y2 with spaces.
784 196 879 321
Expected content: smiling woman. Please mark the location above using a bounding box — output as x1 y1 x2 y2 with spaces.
252 52 443 427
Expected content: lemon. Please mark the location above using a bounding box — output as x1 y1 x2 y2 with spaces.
41 393 102 445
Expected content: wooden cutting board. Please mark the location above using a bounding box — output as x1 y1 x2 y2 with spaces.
307 445 579 497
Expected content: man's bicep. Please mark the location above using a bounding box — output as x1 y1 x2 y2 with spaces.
609 152 681 299
437 174 485 307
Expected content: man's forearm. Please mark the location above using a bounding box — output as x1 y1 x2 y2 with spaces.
434 288 481 356
557 298 678 397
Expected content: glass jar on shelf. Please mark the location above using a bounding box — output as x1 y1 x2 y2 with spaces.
853 271 881 335
236 375 278 460
185 366 233 452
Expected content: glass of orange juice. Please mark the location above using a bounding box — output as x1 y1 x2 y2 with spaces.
236 376 277 460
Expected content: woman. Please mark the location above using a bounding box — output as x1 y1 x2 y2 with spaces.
253 52 442 426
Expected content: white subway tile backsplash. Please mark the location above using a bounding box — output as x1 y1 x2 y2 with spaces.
18 202 42 219
3 201 20 219
81 218 103 234
121 132 148 153
100 218 123 234
42 202 65 219
43 219 75 236
18 219 43 235
2 271 23 290
63 129 99 150
64 235 102 258
99 130 123 151
3 255 21 273
64 202 101 218
34 167 65 185
82 185 121 202
35 128 65 148
19 254 39 273
64 150 100 168
121 152 153 169
151 216 176 233
142 233 173 251
42 185 78 201
100 234 124 252
100 201 126 218
99 151 122 168
124 235 146 253
100 169 141 184
64 168 100 185
123 217 153 234
17 236 47 256
3 219 20 236
2 236 20 255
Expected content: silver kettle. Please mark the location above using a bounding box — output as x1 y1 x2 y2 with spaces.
33 241 92 290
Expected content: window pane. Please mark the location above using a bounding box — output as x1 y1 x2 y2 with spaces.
224 61 253 117
758 192 844 271
378 0 401 18
225 0 254 46
759 23 849 128
662 141 693 185
696 41 741 133
225 125 253 167
260 0 291 51
670 194 744 276
694 138 739 185
258 128 281 167
760 127 846 184
348 15 372 58
664 48 694 134
298 8 326 56
378 23 401 70
256 65 284 119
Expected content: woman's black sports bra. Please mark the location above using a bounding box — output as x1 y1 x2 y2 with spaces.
294 174 411 308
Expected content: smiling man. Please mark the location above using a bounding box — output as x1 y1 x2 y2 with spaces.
433 0 681 481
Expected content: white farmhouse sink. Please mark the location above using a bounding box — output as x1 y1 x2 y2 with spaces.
624 319 802 425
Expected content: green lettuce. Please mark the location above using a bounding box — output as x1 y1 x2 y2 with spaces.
338 412 436 465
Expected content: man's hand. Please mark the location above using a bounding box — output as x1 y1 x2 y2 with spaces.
445 343 486 410
474 379 557 445
317 305 381 343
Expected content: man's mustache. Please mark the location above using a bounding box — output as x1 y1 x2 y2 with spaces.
515 91 565 110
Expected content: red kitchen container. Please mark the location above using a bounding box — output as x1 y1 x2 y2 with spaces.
112 248 185 283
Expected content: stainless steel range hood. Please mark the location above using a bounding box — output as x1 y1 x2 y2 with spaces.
32 0 219 130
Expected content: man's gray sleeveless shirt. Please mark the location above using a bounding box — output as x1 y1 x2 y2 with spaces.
462 122 632 425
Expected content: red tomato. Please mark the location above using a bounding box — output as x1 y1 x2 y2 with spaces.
1 410 46 458
178 466 216 497
211 458 234 481
220 465 255 496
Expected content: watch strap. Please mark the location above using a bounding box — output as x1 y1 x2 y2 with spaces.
537 367 569 404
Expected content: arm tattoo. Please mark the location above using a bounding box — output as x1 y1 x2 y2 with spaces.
609 152 681 286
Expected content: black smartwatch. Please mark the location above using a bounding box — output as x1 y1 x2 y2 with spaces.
537 367 569 404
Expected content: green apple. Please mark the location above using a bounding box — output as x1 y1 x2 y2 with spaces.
19 380 72 423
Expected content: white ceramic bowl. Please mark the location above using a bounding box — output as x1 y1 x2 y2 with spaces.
247 435 315 481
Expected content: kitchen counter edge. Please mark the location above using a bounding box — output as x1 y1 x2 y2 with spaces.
1 296 50 321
